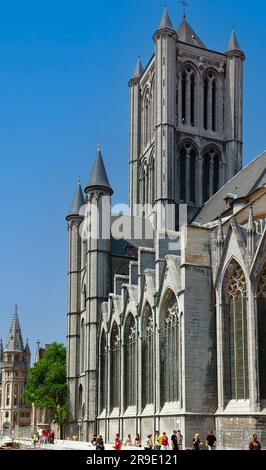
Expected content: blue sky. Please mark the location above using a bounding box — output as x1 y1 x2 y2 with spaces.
0 0 265 357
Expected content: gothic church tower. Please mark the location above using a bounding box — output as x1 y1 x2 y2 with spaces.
129 8 245 225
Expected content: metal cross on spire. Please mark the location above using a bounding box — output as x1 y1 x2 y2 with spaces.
179 0 190 18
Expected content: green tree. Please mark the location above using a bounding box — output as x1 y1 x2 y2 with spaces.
24 343 68 439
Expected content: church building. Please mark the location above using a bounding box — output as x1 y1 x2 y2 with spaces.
66 8 266 448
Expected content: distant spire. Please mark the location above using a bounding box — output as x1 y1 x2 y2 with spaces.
226 30 241 52
131 57 144 80
5 306 24 352
25 338 31 355
67 178 85 219
157 6 174 31
85 147 113 195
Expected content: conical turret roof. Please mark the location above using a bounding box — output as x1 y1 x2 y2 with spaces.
157 7 174 31
67 178 85 219
85 147 113 194
226 30 241 52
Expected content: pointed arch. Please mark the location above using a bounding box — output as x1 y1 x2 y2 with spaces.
124 312 137 409
257 263 266 400
159 290 180 405
179 62 199 127
203 68 220 132
202 145 221 202
177 140 198 204
222 260 249 401
141 302 154 407
110 321 120 410
99 330 107 414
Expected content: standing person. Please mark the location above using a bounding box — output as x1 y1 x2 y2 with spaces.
96 435 105 451
124 434 132 447
192 434 202 450
171 430 179 451
161 432 169 450
134 433 141 447
38 428 43 445
113 433 122 450
154 431 162 451
144 433 154 450
177 430 183 451
206 431 217 450
249 434 261 451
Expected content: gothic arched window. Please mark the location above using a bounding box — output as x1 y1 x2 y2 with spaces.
78 384 83 419
181 65 196 127
179 142 197 203
80 319 85 374
203 70 218 132
124 313 137 409
14 383 18 406
160 291 179 405
99 331 107 414
110 322 120 410
6 384 10 406
141 303 154 407
202 147 220 202
257 264 266 400
224 261 249 400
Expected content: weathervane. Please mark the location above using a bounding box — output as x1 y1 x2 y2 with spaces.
179 0 190 18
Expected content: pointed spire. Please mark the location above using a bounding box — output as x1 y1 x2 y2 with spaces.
177 17 206 48
67 178 85 219
25 338 31 355
247 205 256 234
85 146 113 195
157 7 174 31
131 57 144 80
226 30 241 52
5 306 24 352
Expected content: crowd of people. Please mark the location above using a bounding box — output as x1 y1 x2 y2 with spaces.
89 430 262 451
33 428 55 446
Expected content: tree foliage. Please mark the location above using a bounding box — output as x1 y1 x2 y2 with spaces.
24 343 68 431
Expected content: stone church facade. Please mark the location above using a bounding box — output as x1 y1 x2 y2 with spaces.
66 9 266 448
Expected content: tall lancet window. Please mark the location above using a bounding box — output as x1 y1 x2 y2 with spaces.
181 65 196 127
203 70 218 132
124 313 137 409
160 291 179 405
6 383 10 406
224 261 249 400
99 331 107 414
80 319 85 374
148 155 155 207
110 322 120 410
202 147 220 202
141 303 154 407
179 142 197 204
257 264 266 400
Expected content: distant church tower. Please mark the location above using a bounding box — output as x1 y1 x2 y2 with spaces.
0 307 31 431
128 8 245 225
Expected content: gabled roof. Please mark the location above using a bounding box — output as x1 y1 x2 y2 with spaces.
67 178 85 219
193 151 266 225
177 17 206 48
85 147 113 194
157 7 174 31
226 30 241 52
5 307 24 352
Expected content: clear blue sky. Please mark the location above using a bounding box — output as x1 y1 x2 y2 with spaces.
0 0 265 357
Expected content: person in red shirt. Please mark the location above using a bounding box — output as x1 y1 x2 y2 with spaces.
113 433 122 450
